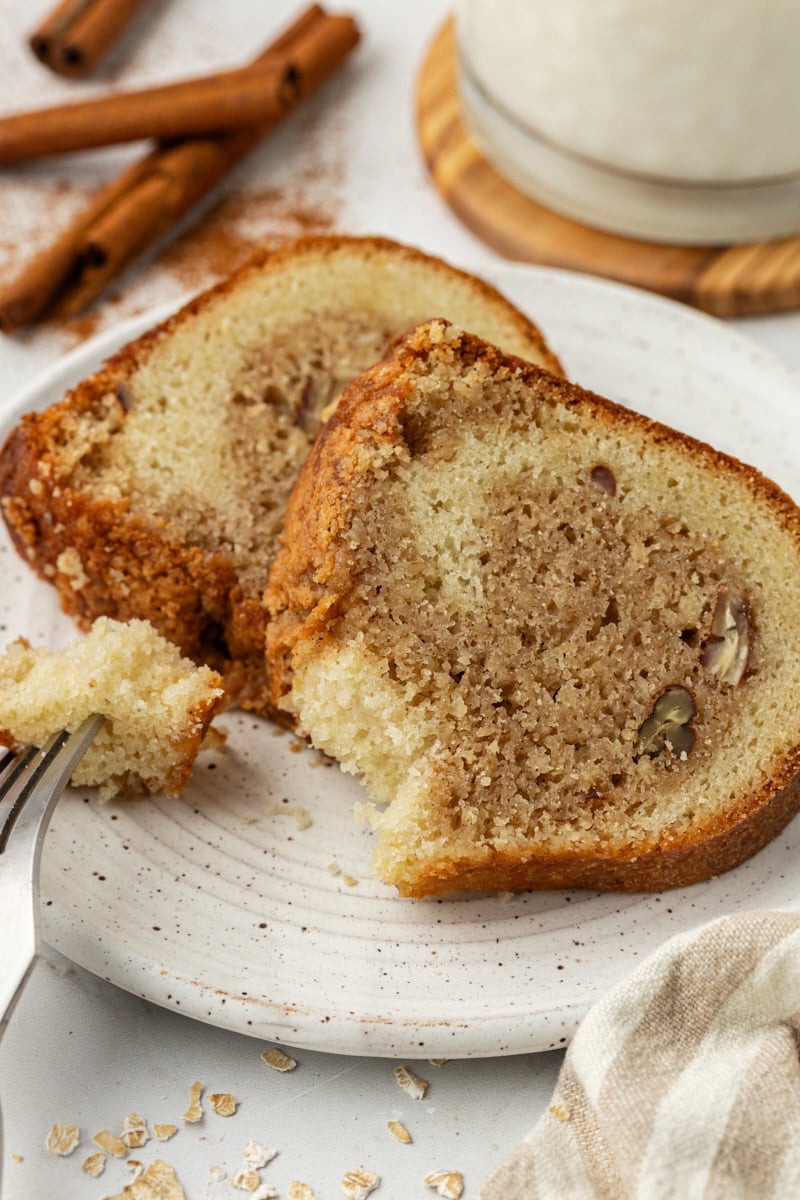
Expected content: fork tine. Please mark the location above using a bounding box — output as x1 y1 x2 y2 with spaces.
0 717 105 854
0 732 69 853
0 744 38 788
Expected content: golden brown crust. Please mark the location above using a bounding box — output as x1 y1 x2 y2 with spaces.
266 320 800 894
1 237 560 714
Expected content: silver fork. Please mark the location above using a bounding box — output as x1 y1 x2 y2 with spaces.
0 714 104 1036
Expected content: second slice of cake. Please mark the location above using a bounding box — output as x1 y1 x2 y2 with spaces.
266 321 800 897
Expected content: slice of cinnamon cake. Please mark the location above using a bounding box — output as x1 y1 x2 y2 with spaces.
0 236 560 715
266 321 800 896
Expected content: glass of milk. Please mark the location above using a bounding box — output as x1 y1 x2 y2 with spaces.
459 0 800 243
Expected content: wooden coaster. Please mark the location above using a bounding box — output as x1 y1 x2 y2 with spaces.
416 19 800 317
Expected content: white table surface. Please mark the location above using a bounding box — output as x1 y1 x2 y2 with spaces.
1 2 799 1197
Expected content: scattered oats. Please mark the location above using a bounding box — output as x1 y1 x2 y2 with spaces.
429 1059 449 1067
208 1092 238 1117
127 1160 145 1182
252 1187 278 1200
233 1168 262 1192
341 1167 380 1198
182 1080 203 1123
342 874 358 886
328 862 341 875
387 1121 412 1144
423 1170 464 1199
549 1103 571 1122
46 1123 80 1156
265 803 312 830
94 1129 127 1157
394 1065 428 1099
261 1046 297 1072
244 1141 277 1169
10 1153 23 1163
122 1113 150 1149
288 1184 315 1200
209 1165 226 1182
153 1124 178 1142
82 1150 106 1176
104 1157 186 1199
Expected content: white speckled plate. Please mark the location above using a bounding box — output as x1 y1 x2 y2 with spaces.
2 266 800 1058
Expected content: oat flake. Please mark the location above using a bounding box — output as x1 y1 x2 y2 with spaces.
429 1059 449 1067
45 1123 80 1156
549 1103 571 1122
182 1080 203 1123
82 1151 105 1176
341 1167 380 1198
387 1120 412 1144
394 1065 428 1099
243 1141 277 1169
153 1124 178 1142
209 1164 226 1182
233 1168 262 1192
105 1158 186 1200
261 1046 297 1072
264 803 312 830
423 1170 464 1199
251 1187 278 1200
122 1112 150 1149
288 1184 316 1200
94 1128 127 1157
208 1092 238 1117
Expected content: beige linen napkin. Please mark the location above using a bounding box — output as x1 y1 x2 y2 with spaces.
480 911 800 1200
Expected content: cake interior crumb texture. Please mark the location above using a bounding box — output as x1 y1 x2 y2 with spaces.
0 617 226 800
268 322 800 896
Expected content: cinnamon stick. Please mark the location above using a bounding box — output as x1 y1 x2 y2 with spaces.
0 157 154 332
0 62 299 164
30 0 150 77
0 5 359 330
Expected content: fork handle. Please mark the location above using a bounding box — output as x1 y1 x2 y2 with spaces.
0 716 104 1036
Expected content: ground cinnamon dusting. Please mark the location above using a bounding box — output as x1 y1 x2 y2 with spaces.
159 187 339 295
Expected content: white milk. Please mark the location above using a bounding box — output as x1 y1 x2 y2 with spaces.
459 0 800 242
